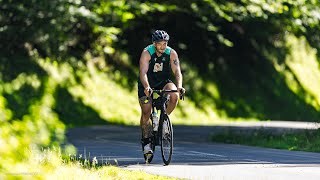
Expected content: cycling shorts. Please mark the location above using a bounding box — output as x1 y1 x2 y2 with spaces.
138 79 173 98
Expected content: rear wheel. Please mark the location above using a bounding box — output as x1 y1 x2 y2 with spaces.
160 114 173 165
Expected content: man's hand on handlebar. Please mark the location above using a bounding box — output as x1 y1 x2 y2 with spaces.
144 86 153 97
178 87 185 100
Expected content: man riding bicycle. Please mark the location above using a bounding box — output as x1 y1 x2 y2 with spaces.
138 30 185 156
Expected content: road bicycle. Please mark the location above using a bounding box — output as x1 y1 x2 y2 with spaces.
141 89 184 165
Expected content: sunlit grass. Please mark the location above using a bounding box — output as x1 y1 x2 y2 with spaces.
274 35 320 111
0 147 177 180
24 51 259 127
68 61 141 125
47 165 176 180
40 58 227 126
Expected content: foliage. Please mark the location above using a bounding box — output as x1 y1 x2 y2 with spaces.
1 0 320 173
111 0 320 120
0 77 65 172
0 0 98 58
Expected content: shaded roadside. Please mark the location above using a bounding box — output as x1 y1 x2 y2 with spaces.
66 120 320 145
174 121 320 143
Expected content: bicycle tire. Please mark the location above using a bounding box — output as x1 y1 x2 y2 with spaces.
160 114 173 165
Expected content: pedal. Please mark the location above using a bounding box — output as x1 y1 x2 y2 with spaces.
145 153 153 164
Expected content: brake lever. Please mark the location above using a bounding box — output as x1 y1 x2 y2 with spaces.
148 89 153 97
179 90 185 101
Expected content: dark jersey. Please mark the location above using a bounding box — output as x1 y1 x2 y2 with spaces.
138 44 172 88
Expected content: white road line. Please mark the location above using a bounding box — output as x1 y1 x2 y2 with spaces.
188 151 227 157
185 151 274 163
242 158 274 163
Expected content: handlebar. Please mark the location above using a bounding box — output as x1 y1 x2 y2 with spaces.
151 89 185 100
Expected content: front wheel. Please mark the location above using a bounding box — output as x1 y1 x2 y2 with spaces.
160 114 173 165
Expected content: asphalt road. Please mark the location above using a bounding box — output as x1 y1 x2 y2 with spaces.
66 123 320 180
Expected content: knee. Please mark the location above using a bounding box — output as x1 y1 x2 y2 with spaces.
169 93 179 103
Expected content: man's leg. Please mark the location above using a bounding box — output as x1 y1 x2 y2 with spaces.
163 83 179 115
139 96 153 154
139 96 152 138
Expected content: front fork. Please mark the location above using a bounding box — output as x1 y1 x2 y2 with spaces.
150 93 170 146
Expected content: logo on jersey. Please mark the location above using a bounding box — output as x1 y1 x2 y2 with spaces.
153 62 163 72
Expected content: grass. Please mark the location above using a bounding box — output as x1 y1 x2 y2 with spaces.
37 57 232 127
5 35 320 127
47 165 177 180
211 129 320 152
0 147 178 180
1 164 177 180
58 155 177 180
55 152 177 180
76 34 320 125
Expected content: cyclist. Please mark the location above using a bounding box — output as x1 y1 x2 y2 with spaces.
138 30 185 156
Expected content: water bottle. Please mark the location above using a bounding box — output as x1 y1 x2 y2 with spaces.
152 111 159 131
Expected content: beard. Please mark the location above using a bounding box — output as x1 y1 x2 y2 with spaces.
156 48 165 54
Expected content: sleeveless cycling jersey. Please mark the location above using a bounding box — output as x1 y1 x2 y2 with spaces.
138 44 172 87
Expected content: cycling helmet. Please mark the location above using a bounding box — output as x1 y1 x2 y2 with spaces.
152 30 170 42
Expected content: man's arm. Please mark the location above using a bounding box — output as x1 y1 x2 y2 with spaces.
170 49 183 88
139 50 152 96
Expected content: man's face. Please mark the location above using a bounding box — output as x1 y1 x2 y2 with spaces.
154 41 168 54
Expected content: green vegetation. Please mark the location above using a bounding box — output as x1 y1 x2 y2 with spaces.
1 0 320 178
48 165 176 180
0 148 176 180
211 129 320 152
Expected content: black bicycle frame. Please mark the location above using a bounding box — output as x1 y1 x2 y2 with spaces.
151 89 179 114
149 90 177 144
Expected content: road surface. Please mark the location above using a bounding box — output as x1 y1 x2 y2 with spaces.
66 123 320 180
